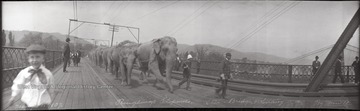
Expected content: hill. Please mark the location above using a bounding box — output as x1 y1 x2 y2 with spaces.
3 30 92 46
177 43 295 64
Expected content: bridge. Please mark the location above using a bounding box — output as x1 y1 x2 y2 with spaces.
1 46 358 110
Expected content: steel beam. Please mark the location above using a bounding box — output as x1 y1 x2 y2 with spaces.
305 8 360 92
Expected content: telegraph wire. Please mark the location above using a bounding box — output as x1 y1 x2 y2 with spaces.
225 1 287 49
125 0 180 26
228 2 301 50
164 1 211 36
169 1 218 36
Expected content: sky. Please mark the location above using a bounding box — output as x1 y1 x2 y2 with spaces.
2 1 359 59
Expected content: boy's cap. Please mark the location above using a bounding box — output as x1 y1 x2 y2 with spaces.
26 44 46 54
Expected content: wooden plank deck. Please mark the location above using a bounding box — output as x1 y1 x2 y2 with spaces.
2 58 358 109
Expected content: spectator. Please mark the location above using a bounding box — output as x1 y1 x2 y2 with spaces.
333 56 344 83
352 56 359 84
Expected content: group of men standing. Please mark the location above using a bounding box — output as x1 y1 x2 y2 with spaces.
312 55 359 84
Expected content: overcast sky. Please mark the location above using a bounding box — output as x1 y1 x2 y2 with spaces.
2 1 359 59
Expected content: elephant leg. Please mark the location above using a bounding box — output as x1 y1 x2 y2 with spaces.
115 62 120 80
110 60 113 74
126 56 136 85
119 61 126 85
149 62 166 82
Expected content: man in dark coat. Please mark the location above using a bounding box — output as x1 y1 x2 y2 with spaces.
333 56 344 83
352 56 359 84
215 52 232 99
312 56 321 75
63 38 71 72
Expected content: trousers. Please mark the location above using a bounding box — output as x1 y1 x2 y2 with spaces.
216 79 228 98
332 70 344 83
63 57 70 72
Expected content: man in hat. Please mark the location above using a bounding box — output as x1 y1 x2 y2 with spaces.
215 52 232 99
312 56 321 75
352 56 359 84
178 54 193 90
7 44 55 110
333 56 345 83
63 38 71 72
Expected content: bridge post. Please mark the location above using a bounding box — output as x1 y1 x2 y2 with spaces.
346 66 350 83
305 8 360 92
288 65 292 83
52 51 55 69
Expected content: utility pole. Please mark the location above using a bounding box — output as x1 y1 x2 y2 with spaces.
109 25 119 47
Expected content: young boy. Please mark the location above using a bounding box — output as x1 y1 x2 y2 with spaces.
7 44 55 110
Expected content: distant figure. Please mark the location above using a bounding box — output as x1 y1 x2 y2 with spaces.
333 56 344 83
196 58 201 74
178 54 193 90
2 30 6 46
77 50 82 63
69 52 74 66
63 38 71 72
312 56 321 75
352 56 359 84
174 54 181 71
215 52 232 99
72 51 80 67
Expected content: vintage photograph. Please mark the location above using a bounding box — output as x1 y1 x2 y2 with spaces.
1 0 359 110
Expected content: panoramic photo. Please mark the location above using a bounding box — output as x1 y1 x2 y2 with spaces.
2 0 359 110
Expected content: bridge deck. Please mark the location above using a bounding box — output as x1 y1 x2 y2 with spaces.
2 58 358 109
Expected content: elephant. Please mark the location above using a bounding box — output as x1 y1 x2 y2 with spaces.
101 47 112 72
135 36 178 93
110 40 139 85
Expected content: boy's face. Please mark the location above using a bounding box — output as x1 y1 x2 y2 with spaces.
28 53 45 69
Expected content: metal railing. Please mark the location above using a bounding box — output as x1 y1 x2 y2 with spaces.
173 60 357 83
2 46 63 88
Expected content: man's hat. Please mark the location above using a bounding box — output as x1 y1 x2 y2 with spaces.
225 52 231 56
66 38 70 42
356 56 359 59
187 54 193 59
25 44 46 54
315 56 319 59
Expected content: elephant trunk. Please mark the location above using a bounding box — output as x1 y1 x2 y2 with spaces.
164 53 176 93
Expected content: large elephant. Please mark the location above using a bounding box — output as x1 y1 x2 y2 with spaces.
135 36 178 93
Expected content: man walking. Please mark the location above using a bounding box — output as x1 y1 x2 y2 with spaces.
312 56 321 75
215 52 232 99
178 54 193 90
352 56 359 84
333 56 344 83
63 38 71 72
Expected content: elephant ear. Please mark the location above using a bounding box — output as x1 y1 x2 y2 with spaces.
153 39 162 55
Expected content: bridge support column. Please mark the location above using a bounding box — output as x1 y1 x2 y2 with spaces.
305 8 360 92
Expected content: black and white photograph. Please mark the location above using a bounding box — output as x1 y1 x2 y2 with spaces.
1 0 359 110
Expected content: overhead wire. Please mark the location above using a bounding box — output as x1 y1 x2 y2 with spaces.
124 0 180 26
169 1 219 36
228 1 301 51
164 1 211 36
285 44 334 63
224 1 287 49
